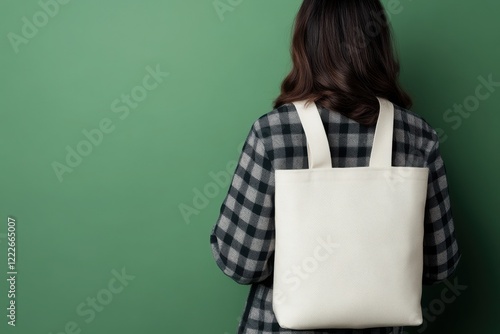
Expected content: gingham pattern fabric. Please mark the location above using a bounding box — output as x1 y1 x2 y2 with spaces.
209 102 462 334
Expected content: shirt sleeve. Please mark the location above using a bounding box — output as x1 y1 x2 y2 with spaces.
209 121 275 285
422 136 462 285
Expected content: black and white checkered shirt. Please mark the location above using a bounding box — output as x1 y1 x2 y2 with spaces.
209 102 462 334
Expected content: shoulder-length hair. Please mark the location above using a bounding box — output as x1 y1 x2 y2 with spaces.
273 0 412 127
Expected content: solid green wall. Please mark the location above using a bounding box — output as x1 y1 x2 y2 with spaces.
0 0 498 333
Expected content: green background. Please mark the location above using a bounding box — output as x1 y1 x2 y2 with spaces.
0 0 498 333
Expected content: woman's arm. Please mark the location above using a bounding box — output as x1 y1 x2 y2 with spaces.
422 134 462 285
209 121 275 285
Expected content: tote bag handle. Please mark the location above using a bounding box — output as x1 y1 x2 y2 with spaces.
294 97 394 169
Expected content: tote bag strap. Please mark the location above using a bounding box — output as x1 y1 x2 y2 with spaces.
293 97 394 169
293 100 332 169
369 97 394 168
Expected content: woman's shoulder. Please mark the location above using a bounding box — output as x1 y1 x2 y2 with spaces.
251 102 440 144
393 103 440 144
248 103 295 140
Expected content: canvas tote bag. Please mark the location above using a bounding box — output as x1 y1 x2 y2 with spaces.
272 97 429 329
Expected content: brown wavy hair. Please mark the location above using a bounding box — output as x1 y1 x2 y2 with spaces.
273 0 412 127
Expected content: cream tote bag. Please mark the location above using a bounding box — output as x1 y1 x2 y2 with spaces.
272 97 429 330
